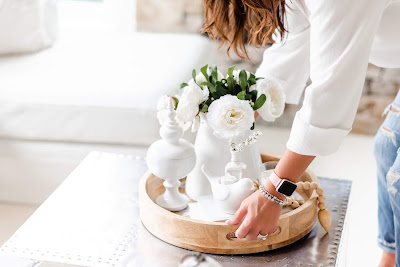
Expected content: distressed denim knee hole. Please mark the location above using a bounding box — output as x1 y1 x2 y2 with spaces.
383 103 400 117
387 169 400 197
380 126 398 147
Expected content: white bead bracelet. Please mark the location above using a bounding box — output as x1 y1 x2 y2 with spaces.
259 185 287 206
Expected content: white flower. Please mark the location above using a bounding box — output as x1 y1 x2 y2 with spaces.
207 95 255 139
156 95 191 131
180 83 209 104
253 77 286 122
175 83 210 123
176 100 199 123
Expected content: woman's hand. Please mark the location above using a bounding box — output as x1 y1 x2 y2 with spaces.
226 149 315 240
226 182 283 240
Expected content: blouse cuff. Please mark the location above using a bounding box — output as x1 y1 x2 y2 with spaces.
286 113 351 156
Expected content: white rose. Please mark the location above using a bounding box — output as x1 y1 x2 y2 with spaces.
156 95 191 131
176 100 200 123
253 77 286 122
180 83 209 104
207 95 255 139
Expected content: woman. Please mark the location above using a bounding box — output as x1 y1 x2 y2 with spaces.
202 0 400 266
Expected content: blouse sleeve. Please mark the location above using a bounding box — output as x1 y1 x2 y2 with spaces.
286 0 388 156
257 0 389 156
255 0 311 105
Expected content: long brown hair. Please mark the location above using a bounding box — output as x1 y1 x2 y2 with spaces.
202 0 286 59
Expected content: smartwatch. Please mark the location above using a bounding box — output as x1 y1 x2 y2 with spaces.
268 172 297 197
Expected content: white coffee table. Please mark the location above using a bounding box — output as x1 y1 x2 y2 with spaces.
0 152 148 267
0 151 351 267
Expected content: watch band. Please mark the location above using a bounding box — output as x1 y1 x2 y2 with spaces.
269 171 284 188
268 171 298 197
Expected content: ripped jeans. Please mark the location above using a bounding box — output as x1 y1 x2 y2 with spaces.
374 91 400 266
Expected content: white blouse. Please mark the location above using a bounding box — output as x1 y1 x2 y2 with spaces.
256 0 400 156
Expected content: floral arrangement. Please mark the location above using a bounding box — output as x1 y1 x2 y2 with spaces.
157 65 285 139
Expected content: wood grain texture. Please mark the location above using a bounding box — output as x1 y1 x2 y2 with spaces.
139 153 318 254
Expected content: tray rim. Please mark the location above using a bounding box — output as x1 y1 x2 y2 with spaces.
139 152 319 254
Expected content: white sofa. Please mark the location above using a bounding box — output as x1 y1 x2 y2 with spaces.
0 29 217 205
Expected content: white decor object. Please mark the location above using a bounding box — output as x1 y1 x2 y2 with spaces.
0 0 58 54
185 114 262 201
201 165 254 215
146 98 196 211
188 197 233 222
196 132 260 214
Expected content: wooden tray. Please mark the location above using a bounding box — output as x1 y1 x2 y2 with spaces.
139 153 318 254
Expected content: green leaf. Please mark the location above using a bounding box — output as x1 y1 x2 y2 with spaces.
215 82 228 96
250 90 258 97
171 96 179 110
211 91 221 99
253 94 266 110
210 65 218 82
227 65 236 78
245 94 252 100
205 99 213 106
227 76 236 90
180 82 188 89
255 77 264 81
237 91 246 100
192 69 196 83
200 64 209 82
248 78 257 87
250 123 255 130
232 84 242 95
239 70 247 91
200 81 215 92
201 104 209 113
250 90 258 102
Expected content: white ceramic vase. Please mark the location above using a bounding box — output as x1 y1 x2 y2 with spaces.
185 114 262 201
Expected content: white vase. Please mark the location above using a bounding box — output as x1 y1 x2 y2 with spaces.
185 114 262 201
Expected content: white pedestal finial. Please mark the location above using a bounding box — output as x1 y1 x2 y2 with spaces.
146 98 196 211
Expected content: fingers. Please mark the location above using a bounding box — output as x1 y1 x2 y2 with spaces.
258 229 269 236
226 205 247 225
235 218 252 239
245 229 259 241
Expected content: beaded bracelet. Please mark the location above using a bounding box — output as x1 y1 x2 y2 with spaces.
259 185 287 206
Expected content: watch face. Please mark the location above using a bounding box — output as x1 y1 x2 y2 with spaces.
277 180 297 196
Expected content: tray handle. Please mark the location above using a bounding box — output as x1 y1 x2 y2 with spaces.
226 226 281 240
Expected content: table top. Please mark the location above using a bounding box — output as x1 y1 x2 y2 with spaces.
0 152 352 267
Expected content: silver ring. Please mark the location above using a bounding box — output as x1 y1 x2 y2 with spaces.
257 233 269 240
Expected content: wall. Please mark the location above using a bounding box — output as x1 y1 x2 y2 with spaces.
136 0 203 33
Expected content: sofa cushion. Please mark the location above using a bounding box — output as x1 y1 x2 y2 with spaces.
0 0 57 54
0 30 216 145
